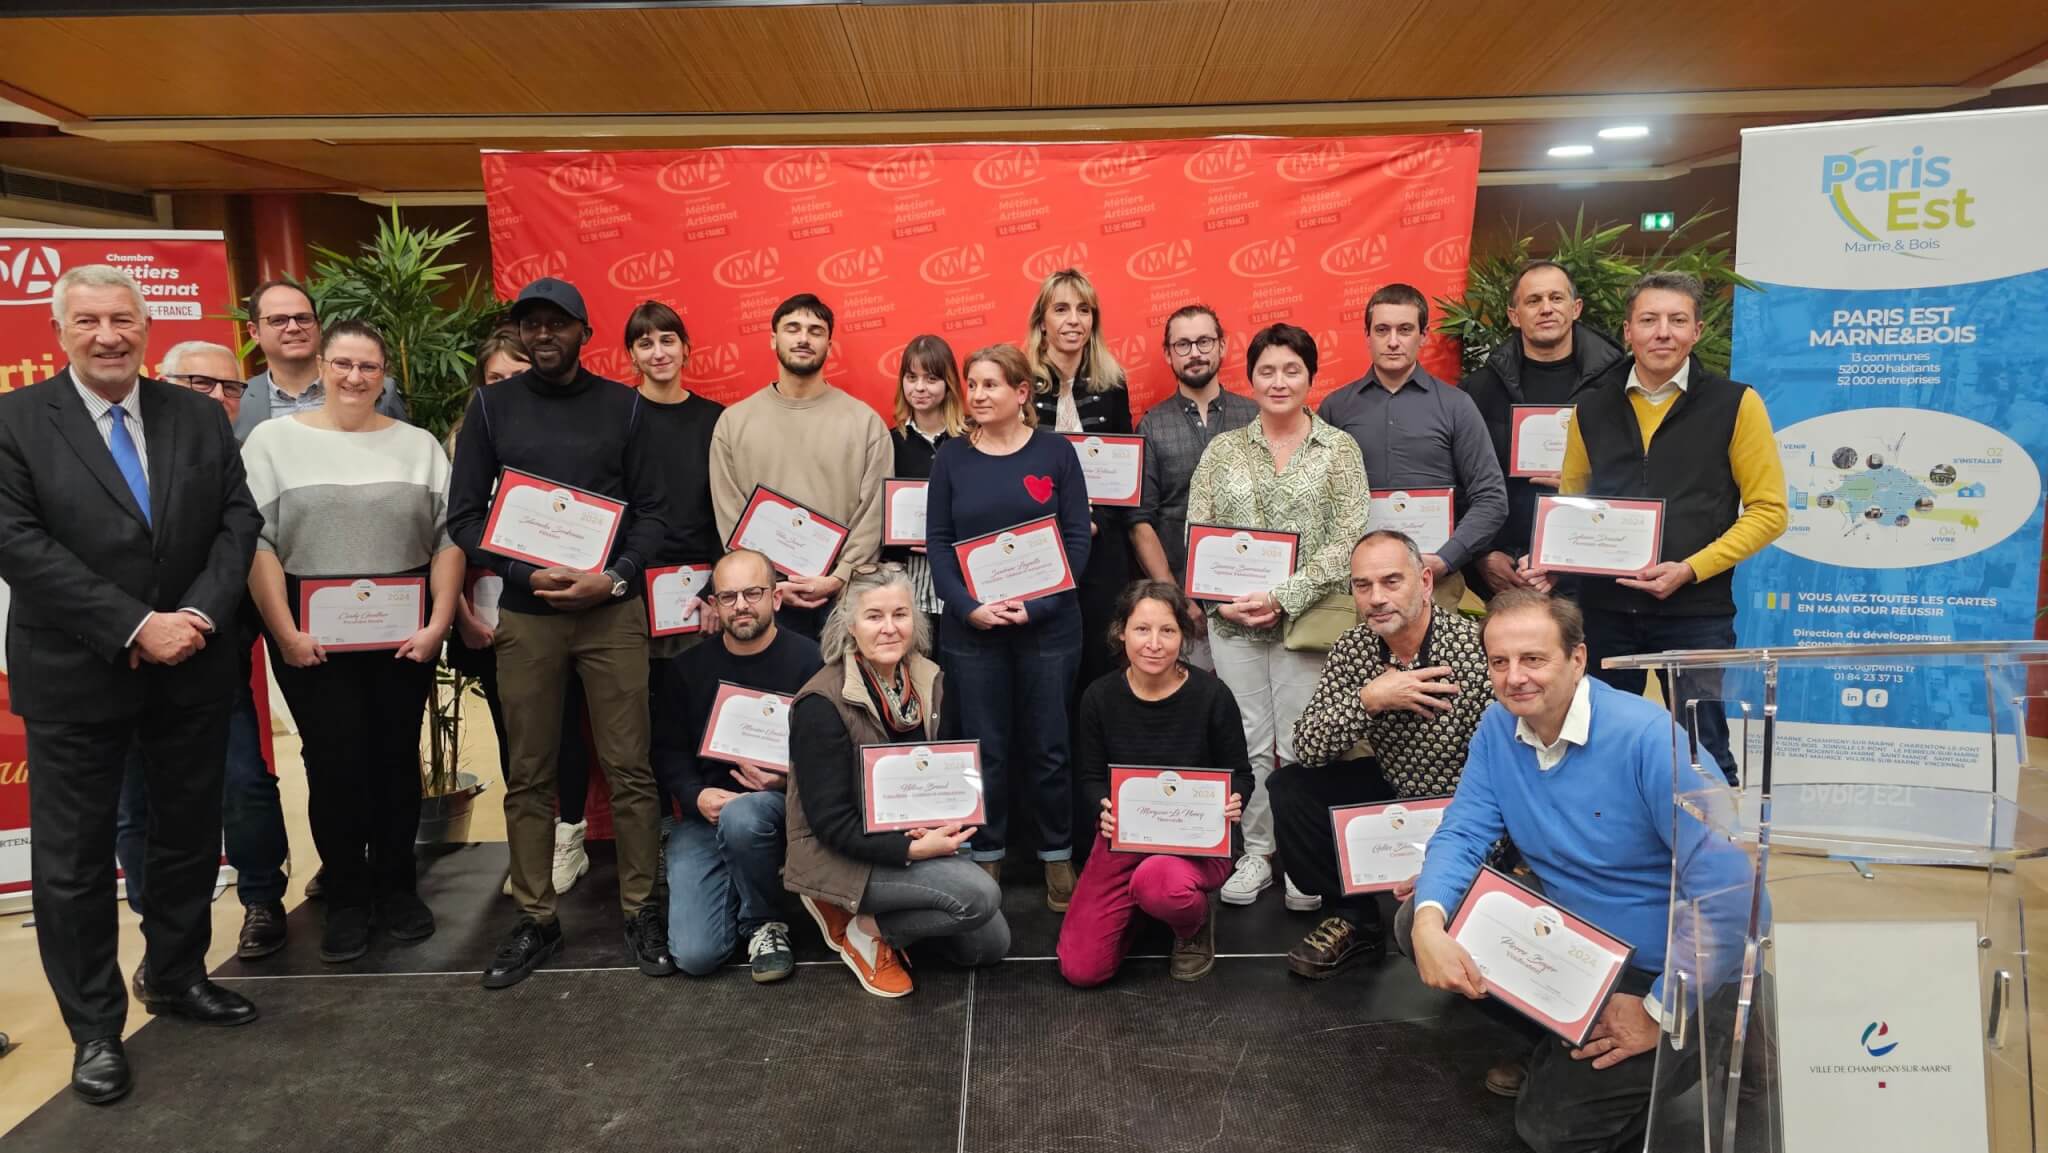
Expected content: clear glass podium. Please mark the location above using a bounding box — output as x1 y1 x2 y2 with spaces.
1606 640 2048 1153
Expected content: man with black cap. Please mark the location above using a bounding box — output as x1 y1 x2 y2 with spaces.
447 277 677 987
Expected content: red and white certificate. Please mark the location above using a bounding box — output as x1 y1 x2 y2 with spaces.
1329 796 1452 895
1184 523 1298 603
297 576 425 652
1529 496 1665 577
1367 488 1455 555
464 567 503 630
644 563 712 637
696 682 795 772
1063 433 1144 508
728 485 850 579
954 516 1075 603
860 741 985 833
1509 405 1575 477
1447 867 1636 1045
882 479 928 548
481 469 625 573
1109 766 1234 858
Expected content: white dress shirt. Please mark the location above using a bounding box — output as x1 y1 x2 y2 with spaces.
1512 675 1594 772
1624 358 1691 408
73 376 216 646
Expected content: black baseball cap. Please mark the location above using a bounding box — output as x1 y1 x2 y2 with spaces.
509 277 588 324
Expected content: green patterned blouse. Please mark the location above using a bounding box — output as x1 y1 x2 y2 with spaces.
1185 411 1370 641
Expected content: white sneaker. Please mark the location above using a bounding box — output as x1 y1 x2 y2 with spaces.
1284 874 1323 912
1219 854 1275 906
551 820 590 894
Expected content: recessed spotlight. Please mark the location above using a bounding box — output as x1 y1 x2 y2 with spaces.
1599 125 1651 140
1547 144 1596 159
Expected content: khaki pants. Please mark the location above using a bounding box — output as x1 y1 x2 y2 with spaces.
495 598 656 922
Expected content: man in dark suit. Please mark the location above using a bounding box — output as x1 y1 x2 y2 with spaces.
0 265 264 1104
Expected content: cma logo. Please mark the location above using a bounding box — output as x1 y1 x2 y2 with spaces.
480 154 512 193
875 343 909 378
581 347 634 382
1126 239 1195 282
1423 236 1469 274
545 155 621 199
1314 329 1343 367
1021 242 1088 283
763 152 833 193
1277 141 1349 183
712 247 783 290
1822 146 1974 239
1108 333 1153 369
0 244 61 305
972 148 1043 190
1382 138 1452 181
1320 234 1391 276
495 251 568 296
657 153 730 195
868 148 939 192
689 342 746 383
1080 144 1155 189
1860 1021 1899 1058
1183 141 1253 185
608 249 680 291
818 245 887 289
920 244 989 287
1228 237 1297 279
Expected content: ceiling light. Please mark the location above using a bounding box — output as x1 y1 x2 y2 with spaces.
1547 144 1595 159
1599 125 1651 140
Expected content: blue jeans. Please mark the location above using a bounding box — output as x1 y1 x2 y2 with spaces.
115 681 287 912
663 790 788 975
941 606 1083 863
1584 609 1740 785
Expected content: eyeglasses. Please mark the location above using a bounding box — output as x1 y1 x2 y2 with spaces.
166 373 247 398
323 357 385 380
1167 336 1219 356
850 562 906 577
712 586 771 608
260 313 317 331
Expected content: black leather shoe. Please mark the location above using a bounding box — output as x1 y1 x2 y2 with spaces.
626 905 676 978
129 962 147 1004
482 917 562 989
303 867 326 900
72 1037 131 1104
138 979 259 1027
237 901 288 959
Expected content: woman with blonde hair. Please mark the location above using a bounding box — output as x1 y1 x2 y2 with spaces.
887 334 968 649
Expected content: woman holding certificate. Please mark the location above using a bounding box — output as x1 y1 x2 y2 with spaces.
926 343 1093 911
1185 324 1369 909
787 565 1008 998
1056 582 1252 986
886 335 967 651
243 320 465 964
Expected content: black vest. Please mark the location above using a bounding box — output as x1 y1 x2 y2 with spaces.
1574 356 1747 617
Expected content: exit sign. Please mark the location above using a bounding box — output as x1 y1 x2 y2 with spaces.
1640 211 1676 232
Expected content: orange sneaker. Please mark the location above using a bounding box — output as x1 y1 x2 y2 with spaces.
801 895 852 957
840 910 914 999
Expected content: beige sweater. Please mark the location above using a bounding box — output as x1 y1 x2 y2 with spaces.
709 382 893 582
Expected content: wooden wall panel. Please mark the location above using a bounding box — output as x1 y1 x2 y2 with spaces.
1031 1 1227 107
1196 0 1427 104
841 4 1033 111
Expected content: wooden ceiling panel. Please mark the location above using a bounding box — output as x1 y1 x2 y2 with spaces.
1196 0 1427 104
205 141 492 191
840 3 1032 111
0 138 336 192
636 7 869 113
1031 2 1227 106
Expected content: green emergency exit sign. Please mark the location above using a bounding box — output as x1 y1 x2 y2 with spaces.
1640 211 1676 232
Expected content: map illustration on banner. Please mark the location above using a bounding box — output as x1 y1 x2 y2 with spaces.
482 134 1482 418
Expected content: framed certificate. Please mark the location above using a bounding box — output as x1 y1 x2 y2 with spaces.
481 468 626 573
297 576 426 653
1446 867 1635 1045
1529 496 1665 577
1508 405 1574 477
1063 433 1144 508
1108 766 1233 858
860 740 985 833
645 563 712 638
696 682 796 772
1329 796 1452 895
883 478 928 548
1367 488 1455 555
464 567 503 631
728 485 851 579
1183 523 1299 603
954 516 1076 603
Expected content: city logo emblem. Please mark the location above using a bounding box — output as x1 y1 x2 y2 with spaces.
1860 1021 1899 1058
1821 146 1973 247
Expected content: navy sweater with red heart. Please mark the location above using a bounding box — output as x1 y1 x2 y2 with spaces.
925 427 1093 626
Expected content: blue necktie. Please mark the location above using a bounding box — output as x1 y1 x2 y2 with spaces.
108 402 151 527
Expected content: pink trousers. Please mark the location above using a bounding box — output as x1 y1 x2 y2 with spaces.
1056 832 1233 987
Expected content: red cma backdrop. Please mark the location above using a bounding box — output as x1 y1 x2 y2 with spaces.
481 133 1481 417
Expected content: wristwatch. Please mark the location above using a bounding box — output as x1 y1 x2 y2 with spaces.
603 569 627 598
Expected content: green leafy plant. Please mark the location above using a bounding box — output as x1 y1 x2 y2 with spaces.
1437 206 1756 377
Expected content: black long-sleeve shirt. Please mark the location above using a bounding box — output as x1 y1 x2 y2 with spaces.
642 392 724 566
1074 665 1255 853
446 367 670 615
790 676 962 867
654 627 824 819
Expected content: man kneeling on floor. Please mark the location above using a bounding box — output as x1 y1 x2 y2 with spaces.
1272 529 1492 979
657 548 823 980
1400 589 1753 1153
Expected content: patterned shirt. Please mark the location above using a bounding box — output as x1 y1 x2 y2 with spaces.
1291 605 1494 797
1136 387 1259 581
1185 412 1369 641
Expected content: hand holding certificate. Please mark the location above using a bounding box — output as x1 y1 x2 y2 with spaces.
1509 406 1574 477
298 577 426 653
1529 496 1665 577
482 469 626 572
697 682 796 773
1109 767 1234 857
955 516 1076 605
1445 867 1635 1044
728 485 851 579
645 564 712 637
1063 434 1144 507
1184 524 1298 603
1367 489 1455 556
1330 796 1452 894
861 741 985 832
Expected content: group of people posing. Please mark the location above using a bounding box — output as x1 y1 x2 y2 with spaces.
5 256 1780 1152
